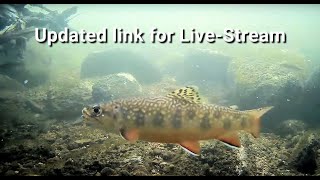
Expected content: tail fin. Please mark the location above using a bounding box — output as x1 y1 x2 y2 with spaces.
244 106 274 138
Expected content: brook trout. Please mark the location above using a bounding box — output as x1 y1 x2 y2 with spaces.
82 87 273 156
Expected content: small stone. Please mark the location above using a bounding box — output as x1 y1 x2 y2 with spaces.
101 167 115 176
48 156 60 163
119 170 131 176
11 162 19 169
162 151 174 160
24 162 34 168
5 170 16 176
64 158 74 166
67 143 79 150
151 159 160 165
152 149 162 156
163 164 175 173
75 139 92 146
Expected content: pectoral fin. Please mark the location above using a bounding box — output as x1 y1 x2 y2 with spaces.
217 132 241 148
179 141 201 156
119 128 139 143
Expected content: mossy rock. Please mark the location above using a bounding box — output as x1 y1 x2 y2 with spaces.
80 49 162 84
91 73 143 103
275 120 307 137
288 131 320 175
228 49 309 128
299 66 320 127
164 49 232 87
0 74 25 92
25 79 94 121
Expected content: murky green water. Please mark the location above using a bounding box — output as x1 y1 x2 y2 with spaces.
0 4 320 176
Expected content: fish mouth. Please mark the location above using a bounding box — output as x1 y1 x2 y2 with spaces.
81 107 103 125
81 107 92 119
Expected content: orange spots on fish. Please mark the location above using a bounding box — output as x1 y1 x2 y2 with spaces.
82 87 274 156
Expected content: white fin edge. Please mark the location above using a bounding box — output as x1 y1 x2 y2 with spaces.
221 142 241 150
179 145 200 156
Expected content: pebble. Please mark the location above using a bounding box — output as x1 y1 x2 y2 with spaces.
5 170 16 176
101 167 115 176
119 170 131 176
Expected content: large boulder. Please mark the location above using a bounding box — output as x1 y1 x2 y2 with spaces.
0 49 50 87
25 79 94 121
91 73 143 103
80 49 162 84
299 66 320 126
164 49 233 87
161 49 234 105
24 73 143 120
228 49 309 128
0 74 25 92
0 75 46 127
287 132 320 175
275 119 307 137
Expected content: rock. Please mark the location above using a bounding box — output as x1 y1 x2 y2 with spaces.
100 167 115 176
0 75 46 126
11 161 19 169
30 79 94 120
162 151 175 161
80 49 162 84
47 156 60 163
35 146 55 159
0 48 50 87
119 170 131 176
151 149 162 156
4 170 16 176
200 133 292 176
163 49 234 97
172 49 232 86
88 160 103 171
161 49 234 105
75 139 92 146
276 120 307 137
228 49 308 129
288 132 320 175
24 162 34 168
91 73 143 103
0 74 25 92
163 164 175 173
43 132 57 143
300 66 320 126
64 158 75 166
66 143 79 151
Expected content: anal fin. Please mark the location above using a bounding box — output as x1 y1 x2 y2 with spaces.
217 132 241 148
179 141 201 156
119 128 139 143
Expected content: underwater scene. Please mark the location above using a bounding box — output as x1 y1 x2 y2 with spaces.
0 4 320 176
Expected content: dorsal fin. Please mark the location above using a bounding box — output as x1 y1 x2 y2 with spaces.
166 86 202 104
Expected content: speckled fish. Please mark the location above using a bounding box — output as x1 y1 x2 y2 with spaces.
81 87 273 156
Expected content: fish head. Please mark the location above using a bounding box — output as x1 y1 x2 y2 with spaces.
81 102 122 132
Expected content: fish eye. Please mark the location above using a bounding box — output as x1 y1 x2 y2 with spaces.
92 105 102 116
